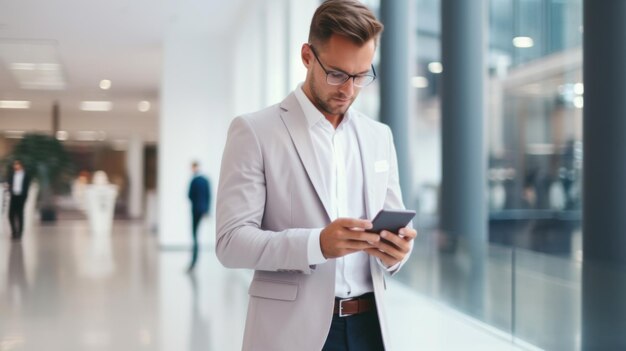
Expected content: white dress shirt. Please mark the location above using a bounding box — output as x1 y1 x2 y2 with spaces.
12 170 24 196
295 85 379 298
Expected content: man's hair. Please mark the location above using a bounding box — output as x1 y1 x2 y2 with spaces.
308 0 383 47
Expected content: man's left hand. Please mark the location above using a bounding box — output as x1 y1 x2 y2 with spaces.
365 227 417 268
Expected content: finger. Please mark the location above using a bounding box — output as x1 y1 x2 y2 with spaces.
373 238 405 260
380 231 410 252
336 218 373 230
398 227 418 240
364 248 396 266
342 230 381 243
341 240 377 251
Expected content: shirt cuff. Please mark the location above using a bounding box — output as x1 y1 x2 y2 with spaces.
307 228 327 265
377 257 401 273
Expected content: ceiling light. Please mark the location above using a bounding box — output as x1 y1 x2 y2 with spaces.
0 41 66 90
4 130 25 139
411 76 429 89
0 100 31 109
428 62 443 74
76 131 98 141
10 63 36 70
37 63 60 71
573 96 584 109
513 36 534 48
574 83 584 95
80 101 112 112
56 130 68 141
112 139 128 151
99 80 112 90
137 101 150 112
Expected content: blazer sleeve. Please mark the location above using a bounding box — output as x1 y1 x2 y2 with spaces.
216 116 313 274
381 125 414 276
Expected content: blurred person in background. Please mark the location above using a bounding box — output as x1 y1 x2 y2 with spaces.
7 159 31 241
187 161 211 272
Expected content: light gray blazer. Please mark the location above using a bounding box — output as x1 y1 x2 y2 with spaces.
216 92 409 351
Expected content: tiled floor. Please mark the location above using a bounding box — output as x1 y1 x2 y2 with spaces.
0 219 531 350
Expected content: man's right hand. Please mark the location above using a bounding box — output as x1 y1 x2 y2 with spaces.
320 218 380 259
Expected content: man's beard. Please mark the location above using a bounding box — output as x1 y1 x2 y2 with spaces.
308 77 354 116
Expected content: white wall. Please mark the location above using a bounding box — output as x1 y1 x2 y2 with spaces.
231 0 318 116
158 0 319 248
158 12 233 247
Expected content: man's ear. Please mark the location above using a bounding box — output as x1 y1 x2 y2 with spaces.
301 44 312 68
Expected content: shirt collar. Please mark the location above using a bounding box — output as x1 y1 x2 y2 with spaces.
294 83 352 129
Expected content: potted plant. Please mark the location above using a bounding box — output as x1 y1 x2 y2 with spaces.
4 133 74 222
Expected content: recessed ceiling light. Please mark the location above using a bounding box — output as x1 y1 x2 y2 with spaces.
138 101 151 112
4 130 25 139
76 131 98 141
99 79 112 90
411 76 429 89
56 130 68 141
112 139 128 151
428 62 443 74
574 96 584 109
10 63 37 70
513 36 534 48
0 100 31 109
80 101 112 112
574 83 584 95
37 63 60 71
0 41 66 90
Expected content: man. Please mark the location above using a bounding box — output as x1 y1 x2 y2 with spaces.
216 1 416 350
7 160 31 241
187 161 211 272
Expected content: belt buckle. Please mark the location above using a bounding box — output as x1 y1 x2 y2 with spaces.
338 298 355 317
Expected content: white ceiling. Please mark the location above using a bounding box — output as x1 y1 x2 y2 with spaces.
0 0 246 142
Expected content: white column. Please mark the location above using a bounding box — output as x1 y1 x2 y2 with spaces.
126 136 144 219
231 0 317 114
287 0 319 91
158 4 232 248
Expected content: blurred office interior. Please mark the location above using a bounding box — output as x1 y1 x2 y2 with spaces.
2 0 625 350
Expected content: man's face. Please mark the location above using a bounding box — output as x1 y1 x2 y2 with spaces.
302 35 376 119
13 162 22 171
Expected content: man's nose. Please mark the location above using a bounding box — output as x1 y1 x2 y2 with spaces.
338 77 355 96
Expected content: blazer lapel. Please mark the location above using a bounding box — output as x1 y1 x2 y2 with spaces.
279 93 333 221
353 115 376 219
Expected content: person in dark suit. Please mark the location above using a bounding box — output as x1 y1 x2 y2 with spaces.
7 160 31 241
187 161 211 272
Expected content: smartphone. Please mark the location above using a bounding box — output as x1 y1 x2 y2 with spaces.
366 209 416 234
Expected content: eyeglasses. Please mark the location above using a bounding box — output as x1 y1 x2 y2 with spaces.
308 45 376 88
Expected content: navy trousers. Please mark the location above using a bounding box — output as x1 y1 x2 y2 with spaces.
322 309 385 351
8 195 26 238
188 212 203 271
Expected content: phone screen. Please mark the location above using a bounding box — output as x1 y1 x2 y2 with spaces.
367 209 416 234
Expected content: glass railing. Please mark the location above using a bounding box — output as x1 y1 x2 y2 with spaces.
394 214 584 350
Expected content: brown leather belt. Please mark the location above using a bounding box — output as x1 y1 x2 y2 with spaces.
333 293 376 317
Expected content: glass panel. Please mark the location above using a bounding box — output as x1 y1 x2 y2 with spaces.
513 248 582 350
404 0 583 348
488 0 583 348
